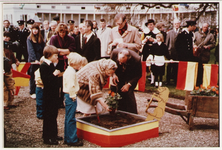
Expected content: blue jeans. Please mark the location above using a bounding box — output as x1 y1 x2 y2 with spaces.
36 87 44 118
64 94 78 143
29 65 38 95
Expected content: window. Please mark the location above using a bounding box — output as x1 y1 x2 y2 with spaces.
66 6 70 9
81 7 85 9
37 5 41 8
52 6 55 9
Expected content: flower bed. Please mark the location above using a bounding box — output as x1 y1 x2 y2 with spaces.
76 110 159 147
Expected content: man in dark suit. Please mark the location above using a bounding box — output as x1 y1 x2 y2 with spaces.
75 23 85 55
41 20 50 43
3 20 16 42
110 48 142 114
165 18 181 85
81 20 101 62
15 20 30 62
175 20 197 62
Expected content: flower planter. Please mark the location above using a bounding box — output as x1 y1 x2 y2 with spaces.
186 95 219 130
76 110 159 147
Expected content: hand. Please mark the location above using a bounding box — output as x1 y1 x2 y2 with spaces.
117 42 127 48
148 37 155 42
16 61 20 66
10 89 14 96
112 74 119 85
121 83 131 92
203 46 209 49
53 69 61 76
111 41 118 47
193 45 198 49
97 99 111 111
35 60 40 64
143 38 148 43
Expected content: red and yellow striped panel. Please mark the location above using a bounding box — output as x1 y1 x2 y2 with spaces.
77 120 159 147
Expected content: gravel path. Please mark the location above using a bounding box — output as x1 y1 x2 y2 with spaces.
4 86 219 148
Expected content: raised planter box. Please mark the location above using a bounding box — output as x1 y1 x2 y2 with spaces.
76 110 159 147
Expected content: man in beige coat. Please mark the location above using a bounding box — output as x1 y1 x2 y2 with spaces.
108 13 142 54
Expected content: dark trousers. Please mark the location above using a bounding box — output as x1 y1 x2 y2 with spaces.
166 63 178 84
58 77 64 107
196 60 204 87
42 100 58 140
111 85 138 114
16 46 28 62
29 65 39 95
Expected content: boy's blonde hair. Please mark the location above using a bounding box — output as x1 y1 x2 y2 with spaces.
81 57 88 67
67 52 83 66
156 33 164 42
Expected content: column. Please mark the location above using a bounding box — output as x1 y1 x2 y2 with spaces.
42 13 44 22
79 14 81 24
86 14 88 20
160 13 162 20
64 13 66 23
49 13 51 22
93 13 95 20
101 14 103 19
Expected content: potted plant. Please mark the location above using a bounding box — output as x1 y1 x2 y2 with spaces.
190 85 219 97
105 91 122 115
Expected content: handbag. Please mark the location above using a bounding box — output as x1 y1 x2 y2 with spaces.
200 48 211 63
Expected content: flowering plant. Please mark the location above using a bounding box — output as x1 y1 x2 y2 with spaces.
105 91 122 110
190 85 219 97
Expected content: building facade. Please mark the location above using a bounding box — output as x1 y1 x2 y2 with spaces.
3 3 218 29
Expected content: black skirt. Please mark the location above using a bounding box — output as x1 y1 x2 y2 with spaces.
151 64 165 76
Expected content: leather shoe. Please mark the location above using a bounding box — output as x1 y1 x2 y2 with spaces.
44 138 58 145
56 136 63 141
67 139 83 146
4 106 10 110
8 104 18 108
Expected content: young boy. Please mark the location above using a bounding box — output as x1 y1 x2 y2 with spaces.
39 45 63 145
63 52 84 146
4 31 20 67
3 56 15 110
34 56 45 119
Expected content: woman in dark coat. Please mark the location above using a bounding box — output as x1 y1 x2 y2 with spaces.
27 23 45 98
49 23 76 107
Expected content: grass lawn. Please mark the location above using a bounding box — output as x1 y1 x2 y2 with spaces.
144 47 217 100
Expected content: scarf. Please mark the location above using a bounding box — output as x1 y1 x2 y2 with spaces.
118 22 128 35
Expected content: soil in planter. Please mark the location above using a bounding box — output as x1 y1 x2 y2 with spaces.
81 112 144 130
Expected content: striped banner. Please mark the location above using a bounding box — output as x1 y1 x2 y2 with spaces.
202 64 219 87
135 61 146 92
14 62 32 95
176 61 198 91
12 69 30 87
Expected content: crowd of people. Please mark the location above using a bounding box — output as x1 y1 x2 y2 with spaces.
3 13 218 146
